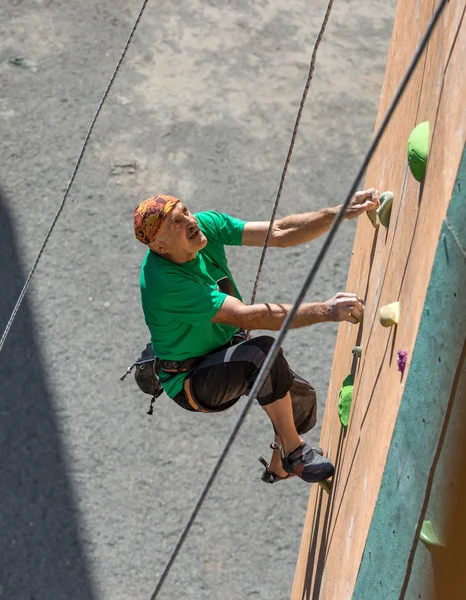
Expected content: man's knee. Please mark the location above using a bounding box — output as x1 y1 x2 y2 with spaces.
246 337 293 406
246 335 287 370
248 335 275 355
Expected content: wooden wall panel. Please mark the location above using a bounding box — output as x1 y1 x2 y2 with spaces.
291 1 466 598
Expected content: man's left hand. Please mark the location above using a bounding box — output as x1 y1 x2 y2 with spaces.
345 188 380 220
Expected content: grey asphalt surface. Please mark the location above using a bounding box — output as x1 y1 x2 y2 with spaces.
0 1 396 599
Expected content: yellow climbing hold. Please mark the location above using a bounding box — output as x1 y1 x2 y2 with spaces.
380 302 400 327
318 479 332 494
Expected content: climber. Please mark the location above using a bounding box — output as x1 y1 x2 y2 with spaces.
133 189 379 484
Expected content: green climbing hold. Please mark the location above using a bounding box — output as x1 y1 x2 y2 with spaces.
376 191 393 228
338 373 354 429
420 520 446 552
318 478 332 494
408 121 430 182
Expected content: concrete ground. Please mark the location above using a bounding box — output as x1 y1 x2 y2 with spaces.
0 1 396 599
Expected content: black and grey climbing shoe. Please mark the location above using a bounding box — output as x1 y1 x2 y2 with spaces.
281 442 334 483
258 444 325 484
258 456 293 483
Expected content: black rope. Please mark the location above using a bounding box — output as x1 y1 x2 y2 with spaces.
249 0 335 306
0 0 150 355
148 1 449 597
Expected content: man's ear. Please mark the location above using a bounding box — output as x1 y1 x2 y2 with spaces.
148 240 166 255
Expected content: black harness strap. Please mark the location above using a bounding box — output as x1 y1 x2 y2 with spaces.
160 332 247 374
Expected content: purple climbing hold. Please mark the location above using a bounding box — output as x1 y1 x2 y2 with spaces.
397 350 408 374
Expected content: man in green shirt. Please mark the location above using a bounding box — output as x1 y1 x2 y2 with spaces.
134 190 379 484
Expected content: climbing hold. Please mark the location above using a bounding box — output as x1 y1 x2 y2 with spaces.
379 302 400 327
376 191 393 228
420 520 446 552
338 373 354 429
408 121 429 182
350 310 363 323
318 479 332 494
366 208 380 229
352 346 362 358
397 350 408 374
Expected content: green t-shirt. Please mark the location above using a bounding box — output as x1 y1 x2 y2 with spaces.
140 211 246 398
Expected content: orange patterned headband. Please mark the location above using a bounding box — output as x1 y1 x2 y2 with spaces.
133 194 180 245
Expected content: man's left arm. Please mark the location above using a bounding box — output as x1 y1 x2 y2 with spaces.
242 188 379 248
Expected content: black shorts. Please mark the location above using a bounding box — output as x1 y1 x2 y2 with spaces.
172 335 317 435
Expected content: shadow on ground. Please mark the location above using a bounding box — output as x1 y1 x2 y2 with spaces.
0 188 96 599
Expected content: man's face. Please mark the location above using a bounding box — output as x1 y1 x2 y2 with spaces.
151 202 207 258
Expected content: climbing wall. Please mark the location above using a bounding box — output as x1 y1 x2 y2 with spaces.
291 0 466 598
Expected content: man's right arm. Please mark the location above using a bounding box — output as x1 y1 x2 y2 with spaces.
211 293 364 331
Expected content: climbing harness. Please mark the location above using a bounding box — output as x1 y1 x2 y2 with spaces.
122 331 247 414
159 331 247 374
120 343 164 415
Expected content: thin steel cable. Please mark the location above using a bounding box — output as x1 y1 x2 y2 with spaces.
149 2 449 598
0 0 150 355
249 0 335 306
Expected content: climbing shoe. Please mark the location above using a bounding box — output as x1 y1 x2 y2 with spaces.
281 441 334 483
258 456 294 483
258 444 324 484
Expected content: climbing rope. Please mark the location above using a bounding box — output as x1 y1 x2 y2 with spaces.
148 7 336 599
0 0 150 355
149 0 449 596
249 0 335 306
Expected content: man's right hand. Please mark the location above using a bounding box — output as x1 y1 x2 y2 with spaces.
212 293 365 331
324 292 364 324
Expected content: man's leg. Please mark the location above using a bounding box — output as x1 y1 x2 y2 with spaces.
264 370 320 477
262 392 301 478
267 433 288 479
262 392 301 455
261 394 334 483
187 335 334 483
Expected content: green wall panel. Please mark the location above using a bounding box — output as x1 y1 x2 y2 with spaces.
405 361 466 599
